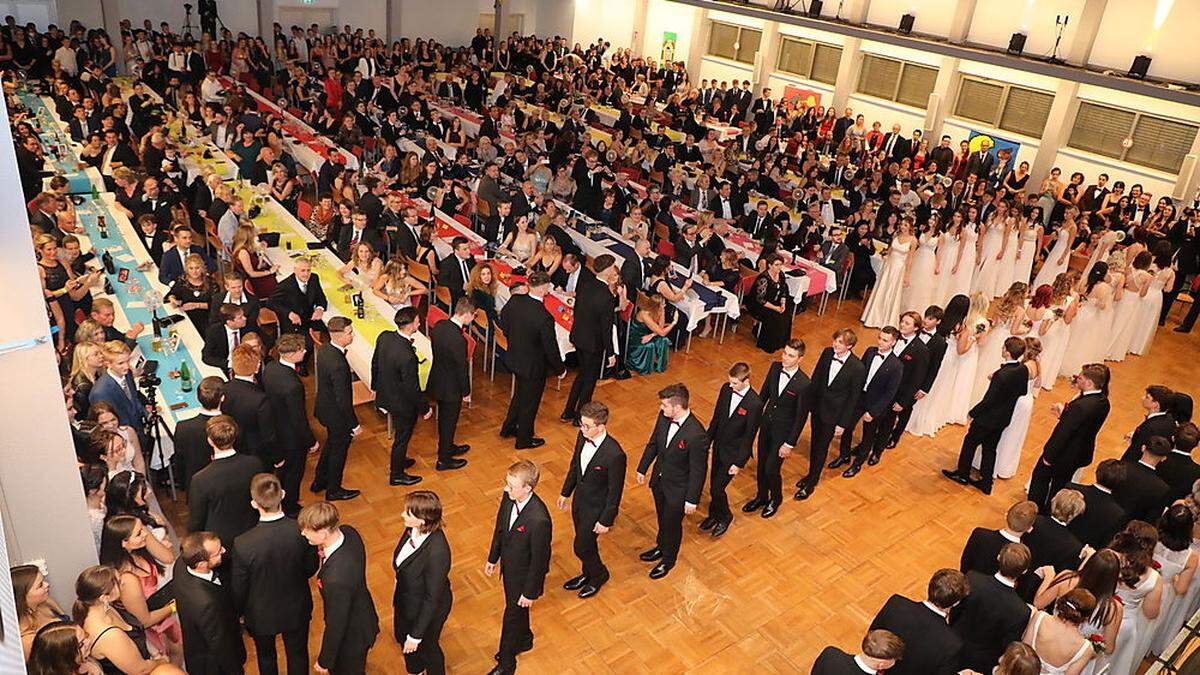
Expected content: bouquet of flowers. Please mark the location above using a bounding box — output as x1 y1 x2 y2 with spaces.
1086 633 1106 655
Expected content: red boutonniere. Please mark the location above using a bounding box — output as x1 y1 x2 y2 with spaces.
677 440 686 449
902 354 912 361
516 525 526 533
593 466 604 471
1151 559 1162 571
736 407 747 415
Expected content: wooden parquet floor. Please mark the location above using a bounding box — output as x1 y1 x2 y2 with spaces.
161 299 1200 674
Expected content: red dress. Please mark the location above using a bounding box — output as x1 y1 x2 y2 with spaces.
239 249 278 298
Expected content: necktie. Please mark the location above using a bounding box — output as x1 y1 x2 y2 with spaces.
118 377 132 400
316 546 327 589
509 501 523 530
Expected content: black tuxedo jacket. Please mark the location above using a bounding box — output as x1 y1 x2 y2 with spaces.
391 527 452 642
436 254 475 298
758 362 812 447
966 151 995 179
869 594 962 675
314 344 358 430
261 361 316 452
232 516 318 636
268 274 328 330
918 332 948 394
1114 460 1172 524
222 378 279 465
880 133 911 162
959 527 1018 576
187 453 265 548
174 412 216 491
570 275 616 355
950 571 1031 672
427 320 470 402
487 492 553 600
1042 392 1110 469
371 331 426 415
201 323 251 369
206 292 260 330
172 559 246 674
1159 452 1200 502
497 294 564 379
1066 483 1127 549
893 334 931 406
638 412 709 504
969 362 1029 430
708 385 763 467
560 433 627 527
858 348 903 419
317 526 380 669
620 253 648 298
336 227 385 263
1023 515 1084 574
1122 413 1178 462
392 222 421 261
809 349 866 429
811 647 866 674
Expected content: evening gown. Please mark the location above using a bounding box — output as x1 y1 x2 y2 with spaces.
945 226 978 303
1040 306 1072 390
1149 543 1195 657
991 374 1037 478
995 227 1020 294
906 334 956 436
1029 611 1092 674
861 239 912 328
1013 226 1039 288
748 273 793 353
1106 570 1160 675
946 335 980 425
1061 286 1113 377
901 233 939 315
972 321 1012 406
1033 227 1072 290
972 223 1004 298
626 317 670 375
1129 269 1169 356
1106 271 1147 362
934 232 962 304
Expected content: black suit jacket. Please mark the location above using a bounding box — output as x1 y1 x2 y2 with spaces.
187 453 265 550
201 323 251 369
950 571 1031 672
172 559 246 674
858 348 903 419
336 227 385 263
637 412 709 504
1066 483 1127 549
261 361 316 452
174 411 217 491
892 334 931 406
560 433 627 527
570 275 617 356
1114 460 1172 524
221 378 279 465
371 331 427 416
232 516 318 636
809 349 866 429
869 595 962 675
966 151 995 179
497 294 564 379
206 292 261 330
811 647 866 674
759 362 812 447
316 526 380 669
969 362 1029 430
1122 413 1178 462
315 345 357 430
1159 452 1200 502
919 333 948 394
1023 515 1084 574
880 133 911 163
1041 392 1111 469
268 275 328 332
620 253 648 298
391 528 452 642
427 319 470 402
708 385 763 468
487 492 553 600
959 527 1015 576
436 254 475 302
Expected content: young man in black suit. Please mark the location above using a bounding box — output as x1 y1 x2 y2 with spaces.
1121 384 1178 462
173 531 247 674
392 490 453 675
268 257 328 339
372 307 430 487
868 568 968 675
743 340 810 518
202 303 252 370
187 416 263 573
233 474 318 675
486 460 553 675
298 501 380 675
703 363 762 537
959 500 1038 576
636 383 709 580
558 401 626 599
869 311 929 465
561 255 623 425
437 237 476 308
950 543 1033 673
222 344 279 468
797 329 866 500
497 271 565 449
312 317 361 502
1066 459 1129 549
427 299 472 470
262 333 318 517
336 210 385 263
1027 364 1111 512
887 306 944 448
943 337 1029 495
1114 435 1173 524
812 629 905 675
619 236 652 299
1159 423 1200 501
829 327 902 478
208 271 261 333
1020 490 1086 600
173 376 224 492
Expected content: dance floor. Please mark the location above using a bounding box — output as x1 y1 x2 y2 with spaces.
162 298 1200 673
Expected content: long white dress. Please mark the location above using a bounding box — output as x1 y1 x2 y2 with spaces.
1106 272 1147 362
1107 569 1161 675
862 239 913 328
973 222 1005 298
947 334 981 426
1041 306 1074 390
1014 226 1039 288
1030 611 1094 674
973 321 1013 406
1149 544 1195 656
902 233 939 314
945 225 979 303
993 373 1038 478
1061 287 1113 377
1129 268 1170 356
935 233 962 305
907 334 956 436
1033 227 1073 290
995 227 1021 295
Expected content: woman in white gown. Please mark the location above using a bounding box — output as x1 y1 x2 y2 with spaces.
1107 527 1163 675
941 212 977 304
861 220 917 328
1106 251 1148 362
1039 272 1080 390
901 223 940 315
973 209 1008 299
1032 550 1124 675
1061 263 1114 378
1149 506 1199 657
1014 216 1042 288
1130 251 1174 356
1022 590 1096 675
992 336 1040 479
973 283 1027 406
995 215 1022 295
1081 229 1120 282
907 294 970 436
1033 209 1078 290
946 293 990 425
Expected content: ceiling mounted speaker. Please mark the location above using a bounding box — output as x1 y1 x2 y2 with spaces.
808 0 823 16
1129 54 1152 79
1007 33 1027 55
899 14 915 35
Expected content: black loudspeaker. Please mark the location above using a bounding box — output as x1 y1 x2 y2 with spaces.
1007 32 1027 55
1129 55 1152 80
899 14 915 34
807 0 823 16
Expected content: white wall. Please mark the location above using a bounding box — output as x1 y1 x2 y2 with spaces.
536 0 574 41
572 0 636 50
642 0 694 64
967 0 1085 57
1091 0 1200 83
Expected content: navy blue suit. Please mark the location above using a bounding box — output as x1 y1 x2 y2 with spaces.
89 371 145 428
837 347 901 465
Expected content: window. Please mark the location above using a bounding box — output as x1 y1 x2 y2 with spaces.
707 21 762 65
952 76 1054 138
776 38 842 84
811 44 843 84
856 54 937 109
1068 101 1198 174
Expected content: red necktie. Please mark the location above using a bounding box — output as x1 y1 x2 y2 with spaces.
316 547 326 589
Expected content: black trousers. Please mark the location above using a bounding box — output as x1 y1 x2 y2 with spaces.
397 606 449 675
708 460 735 524
563 349 602 418
805 420 837 491
1027 457 1077 514
1181 297 1200 332
885 401 914 445
315 423 352 491
754 427 786 505
435 398 462 461
388 407 418 477
955 422 1005 486
278 446 306 516
503 374 547 444
838 411 878 465
651 484 686 567
252 624 309 675
572 508 609 585
330 644 369 675
497 577 533 668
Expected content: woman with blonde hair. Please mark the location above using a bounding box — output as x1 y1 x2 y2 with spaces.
626 294 674 375
1039 272 1080 389
12 564 71 659
69 341 105 419
339 241 383 286
165 254 215 327
1106 249 1146 361
528 236 562 279
372 258 427 310
972 283 1027 405
231 223 278 298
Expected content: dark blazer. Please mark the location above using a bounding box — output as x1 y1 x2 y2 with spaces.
186 453 265 551
261 360 316 452
637 412 709 505
1158 451 1200 502
371 331 427 415
1042 392 1110 469
759 362 812 447
1022 515 1084 574
487 492 553 600
174 411 217 491
427 319 470 402
436 254 475 302
959 527 1016 576
89 371 145 428
336 227 385 263
1113 460 1172 524
809 348 866 429
858 348 903 419
811 647 866 674
892 334 931 406
206 292 260 330
708 385 763 468
950 571 1031 673
1066 483 1127 549
158 244 214 284
969 362 1029 430
316 526 380 670
201 323 252 369
268 274 328 332
391 528 452 642
314 344 358 430
221 378 279 465
172 559 246 674
232 516 318 636
919 333 948 394
880 133 911 163
620 253 648 298
570 275 616 355
869 594 962 675
965 151 995 180
1122 413 1178 462
497 294 564 379
560 433 627 527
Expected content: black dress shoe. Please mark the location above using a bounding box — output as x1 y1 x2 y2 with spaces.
761 502 779 518
559 412 577 423
742 498 765 513
436 458 468 471
499 428 516 439
794 479 806 488
885 438 899 450
710 521 730 539
649 562 672 579
578 584 600 599
389 473 422 486
309 481 326 493
326 488 360 501
699 516 716 531
970 479 993 495
403 458 416 469
638 547 662 562
516 438 546 450
793 486 811 501
486 666 514 675
827 455 850 469
571 417 581 428
1175 325 1192 333
867 451 882 466
450 444 470 456
842 463 862 478
611 369 632 380
563 574 588 591
941 469 971 485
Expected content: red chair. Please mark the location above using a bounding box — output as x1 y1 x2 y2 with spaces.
296 199 313 223
427 305 449 329
656 239 676 258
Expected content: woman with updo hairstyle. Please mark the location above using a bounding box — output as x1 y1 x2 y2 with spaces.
1149 504 1199 655
1060 261 1113 377
1034 549 1122 658
74 565 164 674
1107 526 1164 675
27 621 101 675
1022 588 1095 674
12 564 71 658
104 471 167 539
81 464 108 550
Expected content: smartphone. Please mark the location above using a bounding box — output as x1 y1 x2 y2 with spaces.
117 268 130 283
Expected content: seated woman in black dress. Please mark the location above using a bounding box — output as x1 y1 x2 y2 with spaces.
166 254 215 328
746 253 793 353
466 263 499 320
75 565 164 674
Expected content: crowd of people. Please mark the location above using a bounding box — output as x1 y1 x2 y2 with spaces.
6 10 1200 675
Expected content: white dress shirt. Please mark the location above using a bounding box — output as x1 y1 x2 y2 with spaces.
394 528 429 567
864 350 893 390
728 386 749 418
509 494 532 530
580 431 606 474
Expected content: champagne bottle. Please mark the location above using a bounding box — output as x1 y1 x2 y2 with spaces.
180 361 193 393
151 313 163 353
